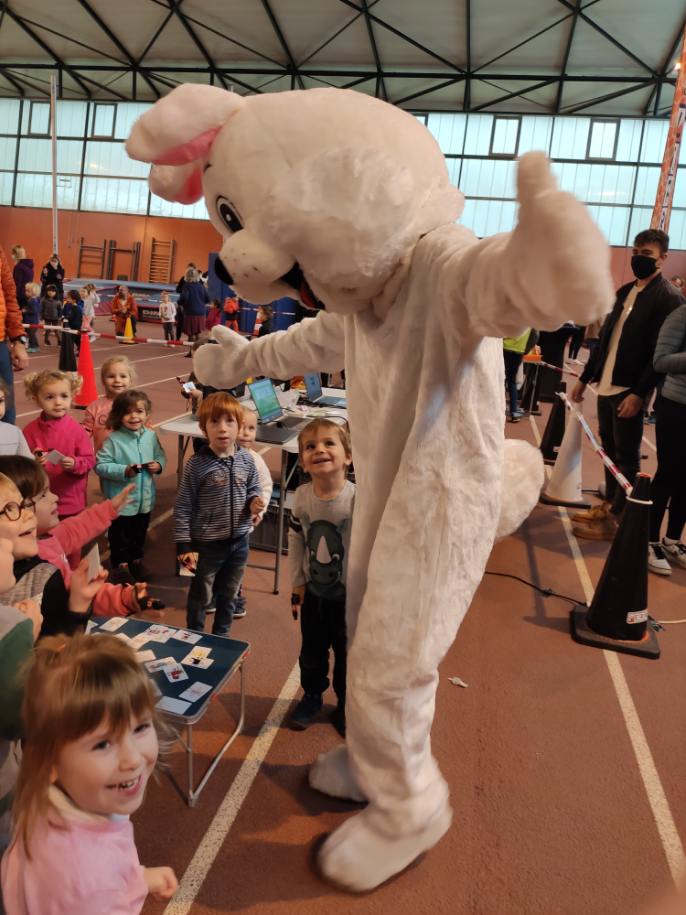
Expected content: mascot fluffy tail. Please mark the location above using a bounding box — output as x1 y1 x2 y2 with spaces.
496 439 545 541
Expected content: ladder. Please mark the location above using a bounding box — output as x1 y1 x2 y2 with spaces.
148 238 176 284
76 237 106 278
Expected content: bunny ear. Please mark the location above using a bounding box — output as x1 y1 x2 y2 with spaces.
125 84 244 165
149 163 204 204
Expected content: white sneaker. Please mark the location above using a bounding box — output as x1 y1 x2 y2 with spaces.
661 538 686 569
648 542 672 576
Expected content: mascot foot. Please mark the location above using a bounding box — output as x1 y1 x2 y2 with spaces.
316 803 453 892
308 746 367 803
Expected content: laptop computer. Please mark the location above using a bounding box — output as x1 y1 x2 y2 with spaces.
248 378 308 444
302 373 347 408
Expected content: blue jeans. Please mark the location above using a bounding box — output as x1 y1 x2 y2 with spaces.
0 341 15 424
186 535 249 636
503 349 523 416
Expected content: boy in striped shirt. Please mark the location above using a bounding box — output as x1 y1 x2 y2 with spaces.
175 392 265 635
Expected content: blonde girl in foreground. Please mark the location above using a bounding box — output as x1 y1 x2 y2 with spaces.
1 633 177 914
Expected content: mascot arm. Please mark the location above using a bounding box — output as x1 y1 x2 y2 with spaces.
194 312 345 389
439 152 614 340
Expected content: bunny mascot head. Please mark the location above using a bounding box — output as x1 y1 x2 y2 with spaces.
128 85 612 892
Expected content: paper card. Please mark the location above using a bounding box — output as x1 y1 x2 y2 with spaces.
114 632 130 643
135 649 155 664
46 449 66 464
163 662 189 683
99 617 127 632
86 619 97 633
187 646 210 660
156 696 191 715
145 656 176 673
171 629 203 645
146 624 173 643
179 682 212 703
129 632 150 651
181 653 214 670
84 544 100 581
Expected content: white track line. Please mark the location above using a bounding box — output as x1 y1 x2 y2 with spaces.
529 415 685 883
163 663 301 914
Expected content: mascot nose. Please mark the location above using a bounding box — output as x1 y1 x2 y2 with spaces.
214 257 233 285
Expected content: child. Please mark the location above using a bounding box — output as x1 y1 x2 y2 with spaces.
1 633 178 913
22 282 41 353
95 390 166 582
83 356 136 453
80 284 97 340
231 405 273 619
206 298 221 331
159 291 176 345
0 456 164 618
61 290 83 352
175 392 265 635
222 293 239 331
40 284 61 345
23 371 96 524
0 381 31 458
0 472 104 640
288 419 355 736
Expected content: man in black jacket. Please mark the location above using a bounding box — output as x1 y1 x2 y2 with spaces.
570 228 683 540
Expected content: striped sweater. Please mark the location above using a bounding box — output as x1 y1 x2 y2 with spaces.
654 304 686 405
174 445 261 551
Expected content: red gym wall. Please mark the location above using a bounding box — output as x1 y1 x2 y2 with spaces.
0 206 223 283
3 204 686 290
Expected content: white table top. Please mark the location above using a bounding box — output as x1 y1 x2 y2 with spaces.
159 389 347 455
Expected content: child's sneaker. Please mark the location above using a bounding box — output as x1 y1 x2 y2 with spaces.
291 693 322 729
648 542 672 576
661 538 686 569
232 606 247 619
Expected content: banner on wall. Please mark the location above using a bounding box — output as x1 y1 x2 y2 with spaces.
652 28 686 233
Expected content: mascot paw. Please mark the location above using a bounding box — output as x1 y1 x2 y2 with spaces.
309 746 367 802
317 803 452 892
193 325 248 388
496 439 545 541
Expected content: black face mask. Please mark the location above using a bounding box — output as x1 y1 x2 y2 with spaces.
631 254 658 280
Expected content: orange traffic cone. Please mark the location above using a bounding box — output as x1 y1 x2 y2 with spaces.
121 316 135 344
571 474 659 659
73 333 98 409
539 408 590 508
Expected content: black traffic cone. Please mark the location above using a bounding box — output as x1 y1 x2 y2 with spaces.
539 384 567 464
58 322 77 372
570 473 659 659
520 361 540 413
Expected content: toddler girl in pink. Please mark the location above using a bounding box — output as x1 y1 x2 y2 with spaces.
82 355 136 453
1 632 178 914
22 370 95 521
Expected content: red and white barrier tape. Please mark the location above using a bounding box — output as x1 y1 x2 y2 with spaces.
24 322 192 347
558 392 633 495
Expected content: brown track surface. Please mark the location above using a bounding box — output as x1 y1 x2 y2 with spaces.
12 338 685 914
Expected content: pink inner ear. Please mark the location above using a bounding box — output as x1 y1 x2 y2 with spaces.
175 167 204 205
153 127 221 166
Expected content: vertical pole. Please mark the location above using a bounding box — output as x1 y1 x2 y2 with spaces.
50 74 59 255
651 27 686 232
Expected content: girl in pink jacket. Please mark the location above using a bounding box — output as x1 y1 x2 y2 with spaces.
0 456 164 618
22 370 95 519
82 355 137 453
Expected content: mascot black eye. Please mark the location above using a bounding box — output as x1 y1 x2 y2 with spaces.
216 196 243 233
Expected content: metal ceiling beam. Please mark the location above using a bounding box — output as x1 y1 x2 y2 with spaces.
165 0 228 89
394 76 465 107
135 2 176 65
644 16 686 115
259 0 304 89
75 0 160 98
563 79 654 116
0 68 27 96
556 0 657 76
555 0 581 113
357 0 386 100
297 8 365 67
336 0 465 73
1 4 93 97
471 78 559 113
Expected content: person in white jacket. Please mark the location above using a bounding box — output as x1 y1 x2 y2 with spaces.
127 85 613 893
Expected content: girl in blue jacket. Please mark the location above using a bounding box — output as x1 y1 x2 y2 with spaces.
95 390 166 582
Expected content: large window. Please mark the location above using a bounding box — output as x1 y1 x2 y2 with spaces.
2 98 686 246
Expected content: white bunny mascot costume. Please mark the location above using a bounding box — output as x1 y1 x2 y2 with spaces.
127 86 612 892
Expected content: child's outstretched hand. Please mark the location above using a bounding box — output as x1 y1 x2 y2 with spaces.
177 552 198 573
144 866 178 901
110 482 136 514
69 559 108 616
13 598 42 641
60 456 75 471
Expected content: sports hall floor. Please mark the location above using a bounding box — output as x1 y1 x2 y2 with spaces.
12 332 685 915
